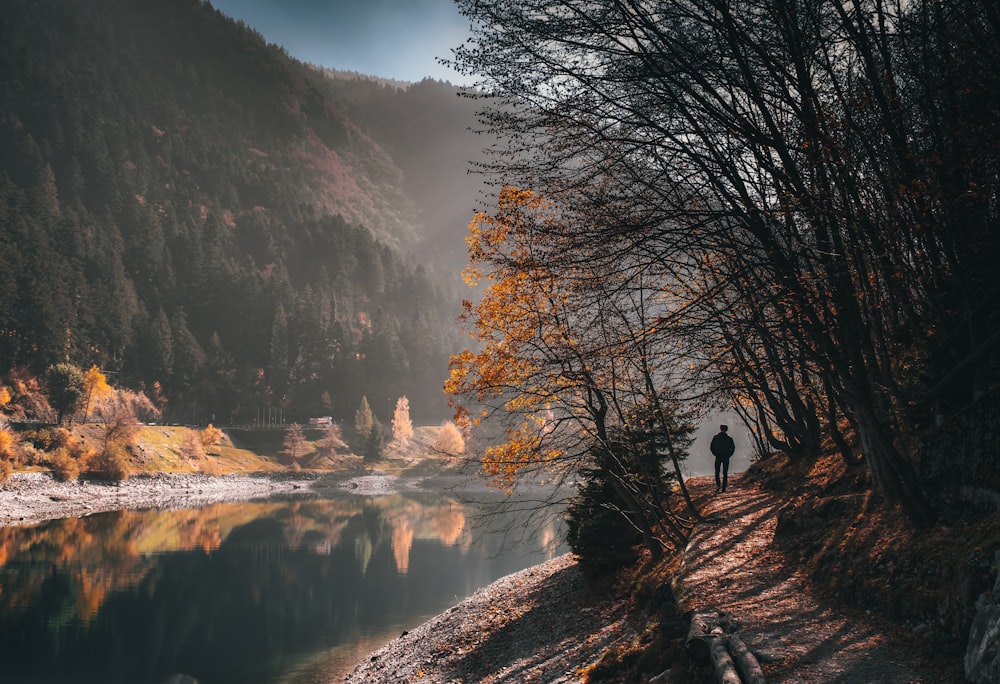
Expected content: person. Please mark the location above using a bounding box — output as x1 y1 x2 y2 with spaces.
710 424 736 493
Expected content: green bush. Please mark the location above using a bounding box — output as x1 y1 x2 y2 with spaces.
565 468 642 577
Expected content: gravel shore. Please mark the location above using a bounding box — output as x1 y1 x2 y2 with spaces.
344 553 636 684
0 470 369 527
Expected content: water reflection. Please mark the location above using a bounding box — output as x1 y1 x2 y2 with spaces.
0 491 562 684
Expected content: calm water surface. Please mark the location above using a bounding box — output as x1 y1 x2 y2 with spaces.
0 489 563 684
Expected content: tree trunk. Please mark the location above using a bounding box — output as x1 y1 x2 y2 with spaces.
852 401 936 528
685 611 768 683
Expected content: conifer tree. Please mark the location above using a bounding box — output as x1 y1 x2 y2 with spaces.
363 418 384 465
354 395 374 440
43 363 85 424
282 422 307 467
391 396 413 445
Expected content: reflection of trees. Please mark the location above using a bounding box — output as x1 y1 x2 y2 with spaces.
0 493 562 682
391 518 413 574
432 506 467 547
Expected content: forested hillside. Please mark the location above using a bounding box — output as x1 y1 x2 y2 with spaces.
0 0 478 424
314 72 488 271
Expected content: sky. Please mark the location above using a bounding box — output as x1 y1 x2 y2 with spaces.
209 0 472 84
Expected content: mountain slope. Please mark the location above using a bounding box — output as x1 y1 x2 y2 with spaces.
0 0 469 424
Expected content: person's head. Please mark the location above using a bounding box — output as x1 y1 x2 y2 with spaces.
719 424 728 432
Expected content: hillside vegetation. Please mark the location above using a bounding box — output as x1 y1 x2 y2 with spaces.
9 422 463 480
0 0 482 427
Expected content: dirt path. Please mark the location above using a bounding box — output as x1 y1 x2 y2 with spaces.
675 475 959 683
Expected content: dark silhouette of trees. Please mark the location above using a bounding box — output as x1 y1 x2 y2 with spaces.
43 364 85 424
450 0 1000 527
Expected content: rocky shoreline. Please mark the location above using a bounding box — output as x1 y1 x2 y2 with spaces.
0 470 395 527
344 553 634 683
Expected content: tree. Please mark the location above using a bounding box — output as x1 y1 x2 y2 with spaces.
200 423 224 447
43 363 85 424
446 187 700 556
391 396 413 445
354 395 374 441
434 420 465 456
450 0 1000 527
87 387 157 482
282 422 307 468
82 365 112 423
363 418 385 465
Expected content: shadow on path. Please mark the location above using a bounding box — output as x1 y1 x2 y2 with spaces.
675 474 959 683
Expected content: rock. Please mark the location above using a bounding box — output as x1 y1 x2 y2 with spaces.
965 551 1000 683
647 668 671 683
965 594 1000 682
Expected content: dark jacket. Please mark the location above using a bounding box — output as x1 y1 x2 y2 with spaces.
710 432 735 459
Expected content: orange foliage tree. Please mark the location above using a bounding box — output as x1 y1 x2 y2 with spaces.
446 187 699 555
82 365 113 423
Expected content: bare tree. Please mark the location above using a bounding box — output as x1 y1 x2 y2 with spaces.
450 0 1000 526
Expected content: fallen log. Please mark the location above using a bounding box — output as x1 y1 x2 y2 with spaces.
684 610 767 683
726 634 767 684
684 610 719 664
709 634 742 684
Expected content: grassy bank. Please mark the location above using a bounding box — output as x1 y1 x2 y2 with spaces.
7 422 466 479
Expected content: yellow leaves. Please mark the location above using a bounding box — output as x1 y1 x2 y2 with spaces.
0 427 18 460
449 185 589 489
84 365 112 400
481 424 564 490
0 386 10 406
200 424 224 447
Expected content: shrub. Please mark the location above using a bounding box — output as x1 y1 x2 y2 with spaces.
434 421 465 455
200 423 224 447
181 429 206 460
87 442 131 482
565 468 643 577
322 423 346 452
199 456 223 477
50 447 81 482
48 432 94 482
48 427 72 450
0 426 20 460
6 367 53 421
0 426 23 476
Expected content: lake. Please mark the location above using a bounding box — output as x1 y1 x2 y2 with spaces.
0 488 564 684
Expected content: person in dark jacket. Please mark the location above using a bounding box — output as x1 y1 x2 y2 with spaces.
710 424 736 493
